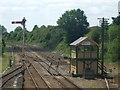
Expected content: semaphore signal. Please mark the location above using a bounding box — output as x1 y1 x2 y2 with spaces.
11 17 26 27
11 17 27 89
11 17 26 57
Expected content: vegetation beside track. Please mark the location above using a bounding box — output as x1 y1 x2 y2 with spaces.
2 52 11 72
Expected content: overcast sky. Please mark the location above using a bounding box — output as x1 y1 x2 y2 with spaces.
0 0 119 32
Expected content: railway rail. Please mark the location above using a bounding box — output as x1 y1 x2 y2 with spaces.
24 58 51 89
0 65 23 88
25 51 81 89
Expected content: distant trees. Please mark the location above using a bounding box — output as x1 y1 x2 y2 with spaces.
8 26 23 42
107 24 119 62
0 38 5 56
112 15 120 25
3 26 30 43
57 9 89 43
85 26 101 43
2 39 6 55
27 25 65 49
33 25 39 31
0 25 7 34
0 25 6 55
85 19 119 63
108 15 120 62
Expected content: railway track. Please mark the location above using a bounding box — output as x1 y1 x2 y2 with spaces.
4 45 118 89
0 65 23 88
25 51 81 89
1 45 82 89
24 59 51 89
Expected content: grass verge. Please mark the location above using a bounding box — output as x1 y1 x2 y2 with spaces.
1 52 11 73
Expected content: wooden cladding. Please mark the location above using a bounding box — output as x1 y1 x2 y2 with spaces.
71 52 97 59
71 45 98 59
71 61 98 75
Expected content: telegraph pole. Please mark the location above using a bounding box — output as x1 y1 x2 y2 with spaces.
98 17 109 78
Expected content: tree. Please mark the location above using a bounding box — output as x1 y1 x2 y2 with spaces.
0 25 6 55
33 25 39 31
14 26 22 32
40 25 46 29
107 24 119 62
2 39 6 55
85 26 101 43
0 24 7 34
112 15 120 25
11 26 23 42
57 9 89 43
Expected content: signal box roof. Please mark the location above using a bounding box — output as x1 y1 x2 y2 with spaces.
70 37 98 46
